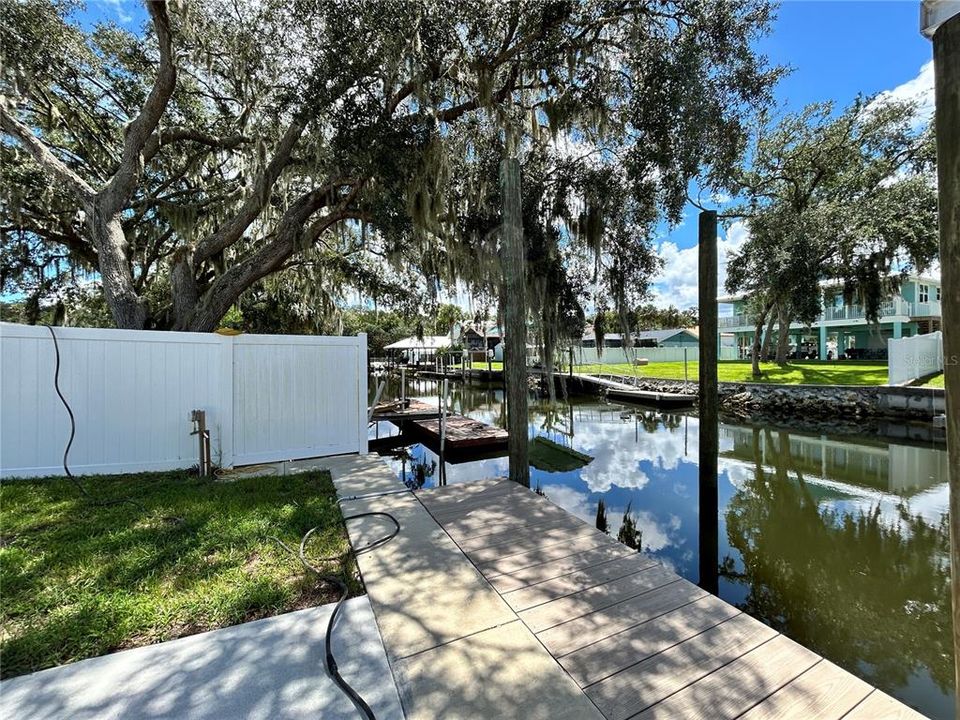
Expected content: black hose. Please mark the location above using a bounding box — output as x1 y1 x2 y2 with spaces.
46 325 180 519
271 509 401 720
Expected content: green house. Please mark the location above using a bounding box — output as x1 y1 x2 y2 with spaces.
717 275 942 359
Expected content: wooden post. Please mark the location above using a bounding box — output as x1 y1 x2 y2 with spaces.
698 210 719 594
930 10 960 714
501 156 530 486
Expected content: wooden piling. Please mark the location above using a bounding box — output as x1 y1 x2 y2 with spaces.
931 11 960 713
501 156 530 486
698 210 719 594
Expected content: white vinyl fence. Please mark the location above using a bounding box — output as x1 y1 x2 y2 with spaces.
572 345 739 366
887 331 943 385
0 323 367 478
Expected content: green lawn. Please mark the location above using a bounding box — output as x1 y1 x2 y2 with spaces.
450 359 890 385
921 373 945 388
574 360 890 386
0 469 355 679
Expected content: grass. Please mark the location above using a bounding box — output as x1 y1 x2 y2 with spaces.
448 359 891 385
572 360 890 385
0 469 356 679
921 373 945 388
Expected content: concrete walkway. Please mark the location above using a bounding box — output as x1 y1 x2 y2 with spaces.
324 454 603 720
0 597 403 720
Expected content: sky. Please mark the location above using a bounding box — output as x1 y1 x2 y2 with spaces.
78 0 938 313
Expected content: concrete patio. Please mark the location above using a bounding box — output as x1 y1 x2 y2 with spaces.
0 597 403 720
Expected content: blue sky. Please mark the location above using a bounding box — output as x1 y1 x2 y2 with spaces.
80 1 936 311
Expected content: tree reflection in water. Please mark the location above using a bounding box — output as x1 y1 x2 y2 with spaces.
721 428 952 699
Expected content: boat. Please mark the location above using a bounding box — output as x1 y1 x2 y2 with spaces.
605 387 697 409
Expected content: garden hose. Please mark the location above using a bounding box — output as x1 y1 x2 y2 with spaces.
270 508 401 720
46 325 183 522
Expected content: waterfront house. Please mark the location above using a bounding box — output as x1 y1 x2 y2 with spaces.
717 274 943 360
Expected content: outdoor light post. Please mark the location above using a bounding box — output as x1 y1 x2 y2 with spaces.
920 1 960 714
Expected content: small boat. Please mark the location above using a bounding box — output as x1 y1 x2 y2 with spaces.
606 387 696 409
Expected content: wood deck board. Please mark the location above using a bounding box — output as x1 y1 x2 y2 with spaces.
584 613 778 720
519 564 679 633
414 477 921 720
411 415 508 449
428 494 563 524
559 595 741 687
842 690 928 720
488 544 641 593
444 513 583 544
465 524 603 565
738 659 874 720
631 635 821 720
537 579 707 657
502 553 658 612
372 398 441 421
415 479 515 509
456 516 591 552
478 533 616 578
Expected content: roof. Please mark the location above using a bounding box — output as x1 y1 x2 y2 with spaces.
581 327 696 343
458 324 502 338
637 329 696 343
383 335 452 350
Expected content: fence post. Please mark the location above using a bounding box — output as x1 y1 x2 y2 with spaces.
219 333 235 469
357 333 368 454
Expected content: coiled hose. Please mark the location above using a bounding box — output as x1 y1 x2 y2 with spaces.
271 510 400 719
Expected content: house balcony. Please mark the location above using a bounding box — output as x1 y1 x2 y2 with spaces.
718 299 941 331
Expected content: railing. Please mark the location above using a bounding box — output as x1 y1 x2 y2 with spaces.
718 314 751 328
719 298 940 330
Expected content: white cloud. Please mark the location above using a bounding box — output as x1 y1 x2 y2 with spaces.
95 0 134 24
870 60 935 130
648 221 750 310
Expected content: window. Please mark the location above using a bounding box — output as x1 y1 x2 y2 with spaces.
936 286 942 301
919 284 929 303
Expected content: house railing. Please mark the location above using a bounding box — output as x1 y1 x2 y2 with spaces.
719 298 940 330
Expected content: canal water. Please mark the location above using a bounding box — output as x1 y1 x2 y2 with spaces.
369 377 952 719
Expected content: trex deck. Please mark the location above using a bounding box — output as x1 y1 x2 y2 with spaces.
324 455 926 720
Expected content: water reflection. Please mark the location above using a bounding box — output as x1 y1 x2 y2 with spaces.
370 378 952 719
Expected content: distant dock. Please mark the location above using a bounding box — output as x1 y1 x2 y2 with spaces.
409 416 508 450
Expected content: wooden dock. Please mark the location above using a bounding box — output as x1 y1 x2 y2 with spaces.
418 478 926 719
410 415 508 450
370 398 441 421
325 456 927 720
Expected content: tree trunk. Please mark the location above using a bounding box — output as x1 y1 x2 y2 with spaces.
86 201 147 329
500 157 529 487
751 302 771 380
774 304 791 365
760 304 777 360
931 13 960 718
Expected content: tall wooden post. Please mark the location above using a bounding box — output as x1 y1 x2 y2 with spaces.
501 157 529 486
930 9 960 714
698 210 719 594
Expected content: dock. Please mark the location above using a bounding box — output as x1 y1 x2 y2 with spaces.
324 455 926 720
409 415 508 450
370 398 441 421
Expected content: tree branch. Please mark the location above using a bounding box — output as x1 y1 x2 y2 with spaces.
0 105 96 201
100 0 178 214
192 113 308 264
142 127 251 164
